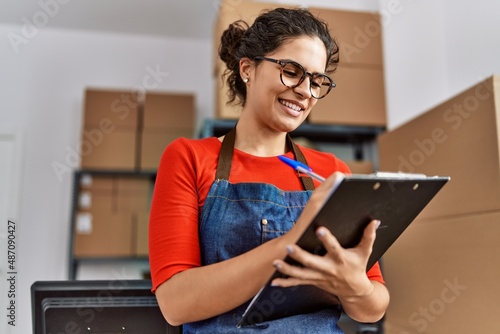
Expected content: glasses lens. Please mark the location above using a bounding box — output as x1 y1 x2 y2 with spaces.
279 60 334 99
311 74 334 99
280 62 305 88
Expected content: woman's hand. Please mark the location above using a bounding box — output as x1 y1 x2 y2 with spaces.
271 219 379 300
273 172 389 322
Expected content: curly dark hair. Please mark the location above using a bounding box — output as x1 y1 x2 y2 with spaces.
218 7 339 106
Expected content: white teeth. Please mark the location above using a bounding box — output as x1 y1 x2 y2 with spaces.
280 99 302 111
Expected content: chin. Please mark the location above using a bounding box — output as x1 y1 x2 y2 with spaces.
274 119 303 134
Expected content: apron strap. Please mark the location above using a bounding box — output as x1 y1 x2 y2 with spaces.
290 136 316 191
215 126 316 191
215 126 236 181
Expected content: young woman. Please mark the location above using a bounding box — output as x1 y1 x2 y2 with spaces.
149 7 389 333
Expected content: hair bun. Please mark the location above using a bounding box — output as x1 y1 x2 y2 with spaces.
219 20 249 72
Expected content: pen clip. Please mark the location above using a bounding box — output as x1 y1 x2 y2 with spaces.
296 165 312 177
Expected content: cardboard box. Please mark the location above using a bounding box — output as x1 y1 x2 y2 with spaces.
74 211 133 257
79 173 116 190
116 177 152 212
345 160 374 174
74 175 154 258
378 75 500 218
134 211 150 257
308 65 387 126
213 3 387 125
78 188 115 213
309 7 383 67
213 2 383 69
116 177 152 194
213 1 279 76
77 175 153 213
213 1 275 119
215 64 387 125
142 92 195 128
140 129 195 171
383 210 500 334
77 175 116 212
81 89 139 170
80 128 137 170
83 89 139 127
140 92 195 170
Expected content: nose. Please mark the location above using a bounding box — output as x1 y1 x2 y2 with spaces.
292 75 312 99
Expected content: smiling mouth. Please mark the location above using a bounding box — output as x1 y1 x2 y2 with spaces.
279 99 304 112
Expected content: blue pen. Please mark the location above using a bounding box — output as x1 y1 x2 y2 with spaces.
278 155 326 183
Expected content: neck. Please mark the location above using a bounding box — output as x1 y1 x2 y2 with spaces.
234 122 289 157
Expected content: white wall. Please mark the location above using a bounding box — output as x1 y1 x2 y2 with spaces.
0 24 212 334
443 0 500 96
380 0 500 129
379 0 449 129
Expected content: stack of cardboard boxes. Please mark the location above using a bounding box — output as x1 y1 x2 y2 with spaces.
378 75 500 333
213 1 387 127
74 88 195 258
307 7 386 126
141 92 195 170
213 1 275 119
74 175 152 257
81 89 139 170
80 88 195 171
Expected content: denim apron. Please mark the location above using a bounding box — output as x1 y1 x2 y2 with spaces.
183 127 343 333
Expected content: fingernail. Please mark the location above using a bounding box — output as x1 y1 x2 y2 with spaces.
316 228 326 237
273 261 282 270
286 245 294 254
376 220 381 228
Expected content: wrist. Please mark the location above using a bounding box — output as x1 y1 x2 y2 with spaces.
338 280 375 304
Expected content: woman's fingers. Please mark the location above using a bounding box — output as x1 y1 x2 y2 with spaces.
315 226 343 263
274 245 324 278
356 219 380 257
272 219 380 288
316 219 379 260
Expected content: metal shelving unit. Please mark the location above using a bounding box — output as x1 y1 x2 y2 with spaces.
68 169 156 280
200 118 385 162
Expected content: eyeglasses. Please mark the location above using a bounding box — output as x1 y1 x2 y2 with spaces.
254 56 336 99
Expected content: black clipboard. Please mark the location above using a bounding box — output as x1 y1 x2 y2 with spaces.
237 173 450 328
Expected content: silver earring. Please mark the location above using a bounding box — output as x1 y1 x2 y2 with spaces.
243 78 249 83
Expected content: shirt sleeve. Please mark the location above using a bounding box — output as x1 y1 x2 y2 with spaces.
366 262 385 284
149 139 202 292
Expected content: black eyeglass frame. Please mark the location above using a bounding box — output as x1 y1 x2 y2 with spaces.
254 56 336 99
